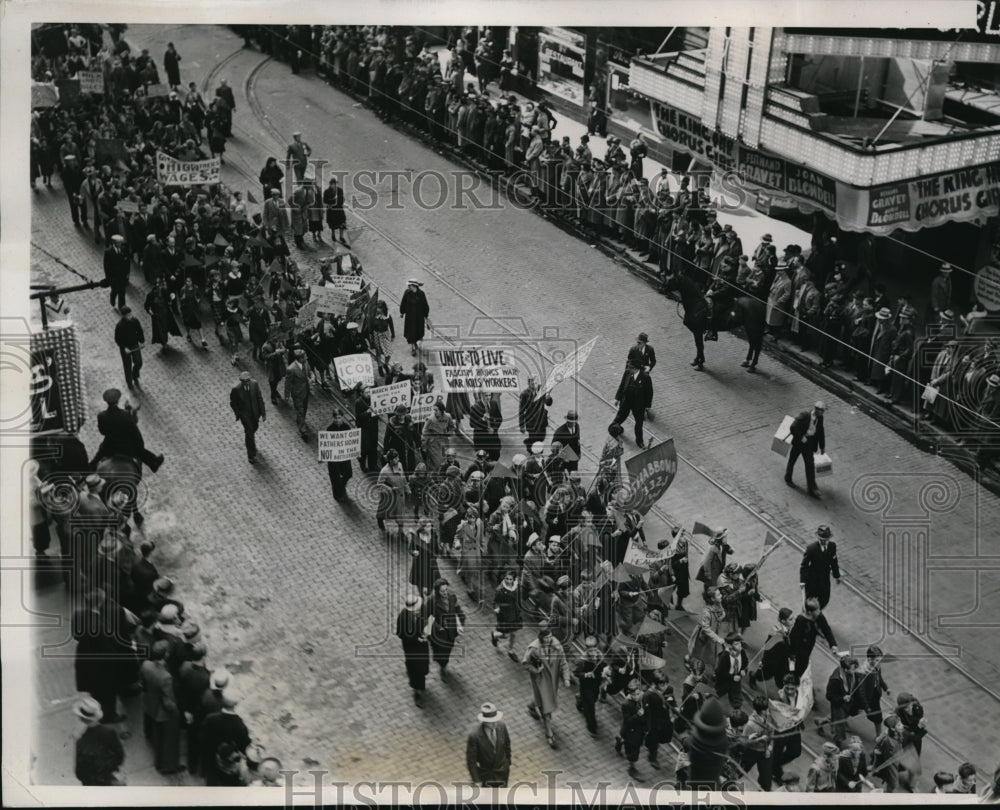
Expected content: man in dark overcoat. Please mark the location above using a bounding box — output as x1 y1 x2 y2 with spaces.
466 703 512 787
229 371 266 463
799 524 840 609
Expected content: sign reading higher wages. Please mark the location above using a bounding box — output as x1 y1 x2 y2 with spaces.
435 346 519 392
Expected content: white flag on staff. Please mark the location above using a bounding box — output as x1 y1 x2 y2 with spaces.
333 353 375 391
541 336 599 398
318 429 361 462
369 380 412 416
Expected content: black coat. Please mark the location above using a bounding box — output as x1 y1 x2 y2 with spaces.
615 369 653 409
466 722 511 785
400 288 430 344
199 711 250 784
789 410 825 454
518 388 551 434
552 420 581 460
799 540 840 605
103 245 130 286
325 419 354 480
715 648 750 695
97 405 146 457
114 316 145 350
789 612 836 670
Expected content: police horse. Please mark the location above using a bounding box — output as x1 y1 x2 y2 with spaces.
660 271 768 373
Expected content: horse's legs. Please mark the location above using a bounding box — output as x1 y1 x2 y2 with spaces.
692 329 705 369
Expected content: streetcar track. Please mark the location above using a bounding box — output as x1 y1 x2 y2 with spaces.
230 51 990 767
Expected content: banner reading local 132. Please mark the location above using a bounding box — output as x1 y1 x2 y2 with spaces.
156 151 221 185
434 346 519 393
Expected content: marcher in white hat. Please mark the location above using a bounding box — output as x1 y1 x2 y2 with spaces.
400 278 430 356
396 593 430 705
467 703 511 787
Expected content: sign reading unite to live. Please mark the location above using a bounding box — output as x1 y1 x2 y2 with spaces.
434 346 519 393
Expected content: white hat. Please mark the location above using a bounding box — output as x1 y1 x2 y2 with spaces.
511 453 526 466
111 234 125 243
875 307 892 320
531 442 544 456
477 703 503 723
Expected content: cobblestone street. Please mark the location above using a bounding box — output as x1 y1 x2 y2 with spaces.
21 22 1000 795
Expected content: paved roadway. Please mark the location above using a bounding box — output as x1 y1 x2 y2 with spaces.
28 24 1000 791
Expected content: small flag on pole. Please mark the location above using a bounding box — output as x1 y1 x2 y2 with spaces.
692 521 714 537
247 190 258 204
214 233 230 248
612 564 633 584
489 461 513 479
558 445 579 463
639 651 666 670
655 585 676 605
764 530 781 548
637 615 668 636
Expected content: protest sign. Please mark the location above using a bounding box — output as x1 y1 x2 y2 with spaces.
78 70 104 94
310 284 352 317
117 200 140 214
333 353 375 391
434 346 519 393
369 380 412 416
623 438 679 515
295 299 320 327
145 83 169 98
409 392 438 423
622 540 671 573
318 429 361 462
322 275 364 291
156 151 221 185
542 335 598 397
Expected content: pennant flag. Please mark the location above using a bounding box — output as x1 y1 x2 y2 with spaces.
238 251 253 268
639 651 666 670
692 521 714 537
878 653 900 665
247 190 259 204
280 278 293 293
345 227 364 245
249 235 269 248
637 615 668 637
203 254 221 268
489 460 513 479
558 445 579 462
214 233 230 248
764 530 781 548
183 255 202 268
611 633 642 650
612 564 633 584
267 259 282 275
655 585 676 605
